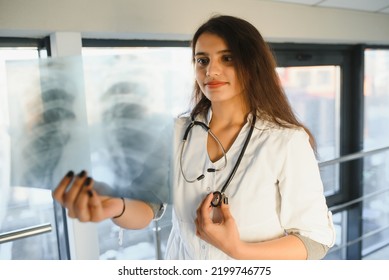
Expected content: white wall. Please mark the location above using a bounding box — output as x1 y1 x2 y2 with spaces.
1 0 389 44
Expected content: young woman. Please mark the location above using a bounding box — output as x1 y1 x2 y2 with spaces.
53 15 335 260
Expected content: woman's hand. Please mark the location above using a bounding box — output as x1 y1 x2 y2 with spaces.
194 193 242 258
52 170 124 222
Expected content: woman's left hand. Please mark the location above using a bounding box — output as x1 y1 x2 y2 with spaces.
195 193 242 258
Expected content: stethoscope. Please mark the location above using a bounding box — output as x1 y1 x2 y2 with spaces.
179 115 256 207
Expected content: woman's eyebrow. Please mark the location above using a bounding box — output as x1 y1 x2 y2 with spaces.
194 51 208 57
194 50 231 57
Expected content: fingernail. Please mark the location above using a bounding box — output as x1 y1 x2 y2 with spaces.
78 170 86 177
87 190 93 198
66 170 74 178
83 177 92 187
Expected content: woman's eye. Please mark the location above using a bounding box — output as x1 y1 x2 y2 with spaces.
223 55 233 63
196 57 209 66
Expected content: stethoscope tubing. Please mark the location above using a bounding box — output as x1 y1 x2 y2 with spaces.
179 119 227 183
180 114 256 207
219 115 256 194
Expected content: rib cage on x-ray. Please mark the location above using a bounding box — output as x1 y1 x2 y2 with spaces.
7 59 85 190
21 88 76 187
6 55 172 205
99 80 171 204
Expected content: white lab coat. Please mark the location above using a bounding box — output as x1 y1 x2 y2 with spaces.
165 111 336 259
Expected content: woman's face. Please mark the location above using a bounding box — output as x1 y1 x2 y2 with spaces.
194 32 244 106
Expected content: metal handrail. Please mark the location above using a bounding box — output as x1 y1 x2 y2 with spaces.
329 187 389 212
321 146 389 257
329 224 389 254
319 146 389 167
317 145 389 212
0 223 52 244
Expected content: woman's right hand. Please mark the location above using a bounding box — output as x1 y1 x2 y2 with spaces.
52 170 124 223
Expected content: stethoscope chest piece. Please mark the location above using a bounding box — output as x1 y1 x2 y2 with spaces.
211 191 228 207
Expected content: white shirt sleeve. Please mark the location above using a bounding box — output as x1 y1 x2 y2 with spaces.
278 129 336 247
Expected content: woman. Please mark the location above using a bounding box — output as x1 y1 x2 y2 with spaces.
53 15 335 260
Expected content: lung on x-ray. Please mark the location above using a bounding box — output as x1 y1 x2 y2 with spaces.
6 54 173 205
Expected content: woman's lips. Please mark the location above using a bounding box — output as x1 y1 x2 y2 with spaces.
205 81 227 88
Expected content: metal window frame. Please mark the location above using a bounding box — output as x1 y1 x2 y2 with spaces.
0 37 51 57
271 43 357 205
82 38 190 48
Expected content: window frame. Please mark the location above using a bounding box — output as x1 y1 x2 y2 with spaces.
0 37 51 57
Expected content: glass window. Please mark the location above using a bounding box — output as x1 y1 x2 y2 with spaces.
362 49 389 258
364 49 389 150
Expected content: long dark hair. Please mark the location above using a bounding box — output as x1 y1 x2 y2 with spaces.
190 15 316 150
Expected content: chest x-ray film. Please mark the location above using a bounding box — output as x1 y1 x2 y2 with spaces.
5 53 182 205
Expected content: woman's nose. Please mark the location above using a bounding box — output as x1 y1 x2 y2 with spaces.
206 60 221 76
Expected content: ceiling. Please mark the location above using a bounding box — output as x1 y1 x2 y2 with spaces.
268 0 389 14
